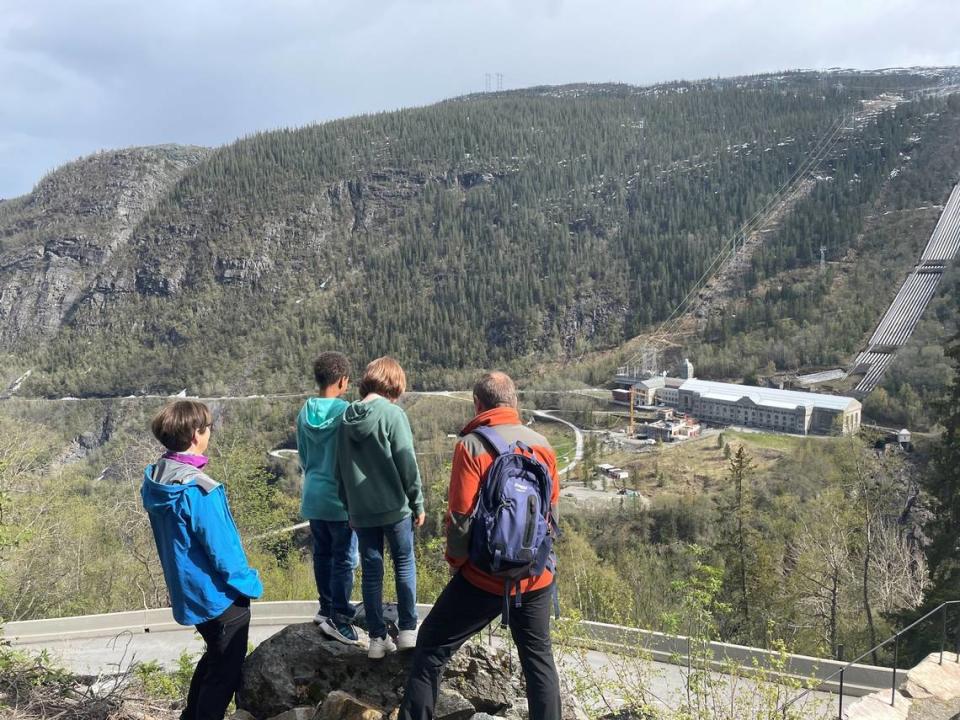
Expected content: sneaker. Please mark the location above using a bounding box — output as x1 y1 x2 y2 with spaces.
396 629 417 650
313 610 327 625
368 635 397 660
319 617 360 645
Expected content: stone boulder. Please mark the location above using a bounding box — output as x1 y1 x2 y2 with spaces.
237 623 522 719
317 690 386 719
265 709 315 720
238 621 590 720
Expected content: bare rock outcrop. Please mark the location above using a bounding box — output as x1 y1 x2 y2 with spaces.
237 621 585 720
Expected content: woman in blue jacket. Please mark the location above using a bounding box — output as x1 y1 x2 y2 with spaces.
142 400 262 720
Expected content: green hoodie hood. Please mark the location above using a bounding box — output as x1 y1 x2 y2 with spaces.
341 396 391 440
337 398 424 528
297 397 349 521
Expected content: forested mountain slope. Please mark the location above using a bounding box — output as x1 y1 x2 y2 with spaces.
1 70 956 397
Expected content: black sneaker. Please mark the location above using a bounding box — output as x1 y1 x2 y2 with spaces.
319 616 360 645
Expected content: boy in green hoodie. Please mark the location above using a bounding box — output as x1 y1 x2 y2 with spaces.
297 351 359 645
337 356 424 659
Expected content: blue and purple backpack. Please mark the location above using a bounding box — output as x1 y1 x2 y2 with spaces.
468 425 560 622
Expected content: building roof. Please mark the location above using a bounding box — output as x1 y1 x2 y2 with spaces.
796 368 847 385
637 377 665 389
679 378 859 412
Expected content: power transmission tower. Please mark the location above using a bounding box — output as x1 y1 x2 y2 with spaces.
496 73 503 91
640 344 659 377
484 73 491 93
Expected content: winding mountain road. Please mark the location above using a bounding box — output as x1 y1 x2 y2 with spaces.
531 410 585 476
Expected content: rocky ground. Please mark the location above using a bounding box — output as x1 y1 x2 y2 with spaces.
844 653 960 720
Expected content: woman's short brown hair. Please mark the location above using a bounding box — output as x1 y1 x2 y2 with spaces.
358 357 406 400
151 400 213 452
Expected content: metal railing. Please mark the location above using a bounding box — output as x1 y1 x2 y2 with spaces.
778 600 960 718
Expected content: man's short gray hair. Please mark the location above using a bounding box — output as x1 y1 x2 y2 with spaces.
473 371 518 411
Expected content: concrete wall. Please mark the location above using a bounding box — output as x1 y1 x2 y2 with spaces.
573 620 892 697
3 602 893 697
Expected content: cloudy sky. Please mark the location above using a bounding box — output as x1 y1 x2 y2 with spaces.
1 0 958 198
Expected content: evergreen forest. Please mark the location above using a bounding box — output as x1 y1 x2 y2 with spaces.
1 70 954 398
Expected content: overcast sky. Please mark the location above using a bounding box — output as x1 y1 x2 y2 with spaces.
1 0 958 198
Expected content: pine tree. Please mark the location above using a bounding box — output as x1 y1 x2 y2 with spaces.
717 445 758 638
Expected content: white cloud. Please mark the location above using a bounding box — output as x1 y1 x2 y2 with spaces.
1 0 958 197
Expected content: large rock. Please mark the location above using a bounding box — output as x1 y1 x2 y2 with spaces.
317 691 385 720
844 690 911 720
442 641 522 713
237 624 521 719
238 622 591 720
265 709 315 720
435 688 475 720
903 652 960 702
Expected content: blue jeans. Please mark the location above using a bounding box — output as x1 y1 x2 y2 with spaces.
309 519 358 621
355 517 418 639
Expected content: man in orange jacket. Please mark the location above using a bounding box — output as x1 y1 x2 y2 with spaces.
399 371 561 720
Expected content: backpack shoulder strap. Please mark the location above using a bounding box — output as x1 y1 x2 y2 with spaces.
471 425 512 457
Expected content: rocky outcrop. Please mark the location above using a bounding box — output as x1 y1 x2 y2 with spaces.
844 652 960 720
237 622 584 720
315 690 386 719
0 144 209 344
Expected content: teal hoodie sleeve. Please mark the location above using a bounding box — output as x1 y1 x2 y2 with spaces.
390 408 424 516
296 416 308 469
185 486 263 599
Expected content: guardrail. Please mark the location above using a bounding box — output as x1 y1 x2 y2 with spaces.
4 601 892 698
777 600 960 718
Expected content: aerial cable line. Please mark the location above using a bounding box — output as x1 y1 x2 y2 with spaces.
625 109 851 365
658 112 847 331
654 112 847 340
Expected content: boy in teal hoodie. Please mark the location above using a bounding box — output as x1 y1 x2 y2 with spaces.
337 356 424 659
297 351 358 644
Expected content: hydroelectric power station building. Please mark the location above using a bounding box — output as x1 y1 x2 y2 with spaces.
614 363 862 436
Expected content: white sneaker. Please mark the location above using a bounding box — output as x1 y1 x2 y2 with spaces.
313 610 327 625
367 635 397 660
396 629 417 650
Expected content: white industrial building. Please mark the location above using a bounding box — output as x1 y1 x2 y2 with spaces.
614 362 861 436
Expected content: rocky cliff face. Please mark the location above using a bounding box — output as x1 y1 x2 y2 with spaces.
0 144 209 344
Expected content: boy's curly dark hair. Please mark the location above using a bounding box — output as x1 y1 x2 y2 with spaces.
313 351 351 389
